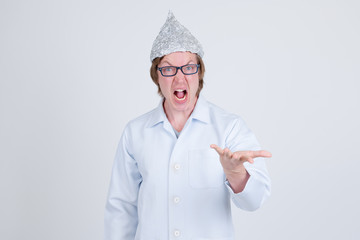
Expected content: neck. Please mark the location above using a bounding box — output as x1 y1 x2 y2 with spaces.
163 97 198 132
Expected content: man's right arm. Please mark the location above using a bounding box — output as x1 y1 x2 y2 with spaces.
104 128 142 240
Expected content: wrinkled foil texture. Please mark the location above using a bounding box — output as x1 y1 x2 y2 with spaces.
150 11 204 61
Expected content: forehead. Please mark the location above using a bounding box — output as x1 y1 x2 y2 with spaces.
160 51 198 65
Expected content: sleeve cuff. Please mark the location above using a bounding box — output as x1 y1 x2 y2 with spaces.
224 164 270 211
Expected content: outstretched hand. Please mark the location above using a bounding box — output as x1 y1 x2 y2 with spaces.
210 144 272 193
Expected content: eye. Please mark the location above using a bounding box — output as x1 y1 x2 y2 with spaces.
164 67 173 72
185 66 193 71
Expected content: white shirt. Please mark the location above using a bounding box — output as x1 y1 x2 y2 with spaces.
104 95 271 240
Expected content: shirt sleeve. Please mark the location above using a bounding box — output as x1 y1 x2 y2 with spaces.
225 117 271 211
104 126 142 240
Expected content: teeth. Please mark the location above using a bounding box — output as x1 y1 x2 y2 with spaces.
174 89 186 100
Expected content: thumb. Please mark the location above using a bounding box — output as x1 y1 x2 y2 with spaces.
210 144 223 155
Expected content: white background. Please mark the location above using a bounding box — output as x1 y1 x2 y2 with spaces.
1 0 359 239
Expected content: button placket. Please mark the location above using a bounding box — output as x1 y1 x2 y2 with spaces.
168 143 186 240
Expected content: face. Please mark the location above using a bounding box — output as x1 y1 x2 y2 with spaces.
158 52 200 113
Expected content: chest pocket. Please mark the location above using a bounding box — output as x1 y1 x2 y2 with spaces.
188 149 225 188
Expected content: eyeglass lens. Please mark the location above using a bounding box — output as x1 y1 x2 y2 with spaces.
160 64 198 76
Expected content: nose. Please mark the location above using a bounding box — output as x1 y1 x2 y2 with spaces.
174 68 186 81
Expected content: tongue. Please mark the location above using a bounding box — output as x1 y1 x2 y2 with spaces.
175 91 185 99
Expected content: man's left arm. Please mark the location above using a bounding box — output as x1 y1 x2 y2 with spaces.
211 117 271 211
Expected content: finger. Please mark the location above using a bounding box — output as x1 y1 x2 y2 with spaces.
224 148 233 158
232 151 254 164
232 152 243 161
249 150 272 158
210 144 223 155
247 157 254 164
232 152 240 160
233 152 254 164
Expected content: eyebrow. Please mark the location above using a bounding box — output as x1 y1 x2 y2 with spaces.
159 60 196 67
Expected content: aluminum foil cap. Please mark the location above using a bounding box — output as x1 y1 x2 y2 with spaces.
150 11 204 61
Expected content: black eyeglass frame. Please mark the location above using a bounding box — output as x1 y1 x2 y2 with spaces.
157 64 200 77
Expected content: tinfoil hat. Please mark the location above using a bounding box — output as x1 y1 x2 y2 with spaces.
150 11 204 61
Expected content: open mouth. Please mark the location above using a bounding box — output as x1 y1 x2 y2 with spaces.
174 89 187 100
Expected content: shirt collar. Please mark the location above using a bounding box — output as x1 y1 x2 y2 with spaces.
189 94 211 124
146 94 211 128
146 98 167 127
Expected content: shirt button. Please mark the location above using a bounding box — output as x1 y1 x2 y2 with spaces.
174 230 181 237
173 196 180 204
174 163 181 170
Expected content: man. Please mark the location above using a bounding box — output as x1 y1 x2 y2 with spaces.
105 11 271 240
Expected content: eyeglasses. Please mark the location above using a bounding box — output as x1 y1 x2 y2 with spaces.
158 64 200 77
